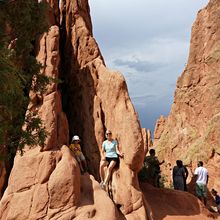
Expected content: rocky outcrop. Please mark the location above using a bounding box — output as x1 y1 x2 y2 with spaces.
58 0 145 218
153 115 167 144
141 183 214 220
0 0 146 219
0 147 121 220
154 0 220 193
142 128 153 155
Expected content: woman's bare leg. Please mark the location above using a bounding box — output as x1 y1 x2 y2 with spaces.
100 160 108 182
104 160 117 185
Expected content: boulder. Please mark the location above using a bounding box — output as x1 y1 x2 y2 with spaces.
141 183 214 220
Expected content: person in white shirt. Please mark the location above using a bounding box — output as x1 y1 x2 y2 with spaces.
194 161 209 206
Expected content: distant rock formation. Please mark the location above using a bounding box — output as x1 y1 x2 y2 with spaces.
154 115 167 144
142 128 153 155
0 0 147 219
154 0 220 193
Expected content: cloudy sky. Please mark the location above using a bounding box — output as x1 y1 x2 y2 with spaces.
89 0 208 132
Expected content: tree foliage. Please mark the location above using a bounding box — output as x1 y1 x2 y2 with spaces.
0 0 49 159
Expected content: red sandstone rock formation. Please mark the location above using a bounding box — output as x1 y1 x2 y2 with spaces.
0 0 146 219
142 128 153 155
141 183 215 220
154 115 167 143
0 163 6 198
154 0 220 195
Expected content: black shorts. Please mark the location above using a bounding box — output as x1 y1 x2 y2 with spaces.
106 157 119 165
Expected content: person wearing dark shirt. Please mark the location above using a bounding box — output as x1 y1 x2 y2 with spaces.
211 189 220 213
173 160 187 191
144 149 164 187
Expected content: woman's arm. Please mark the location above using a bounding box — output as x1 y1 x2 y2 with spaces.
116 145 124 158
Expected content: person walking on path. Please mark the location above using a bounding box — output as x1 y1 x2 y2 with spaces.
194 161 209 206
173 160 187 191
99 130 124 190
144 149 164 187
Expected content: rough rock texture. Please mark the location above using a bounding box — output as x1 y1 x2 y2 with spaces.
154 115 167 143
0 146 80 220
0 162 6 198
142 128 153 155
0 146 121 220
141 183 215 220
0 0 147 219
154 0 220 194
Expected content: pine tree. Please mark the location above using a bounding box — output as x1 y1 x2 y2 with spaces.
0 0 49 160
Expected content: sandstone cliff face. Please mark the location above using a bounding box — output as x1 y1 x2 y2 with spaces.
154 115 167 142
154 0 220 192
0 0 146 219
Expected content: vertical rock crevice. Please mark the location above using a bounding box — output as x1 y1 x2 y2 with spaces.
59 0 101 179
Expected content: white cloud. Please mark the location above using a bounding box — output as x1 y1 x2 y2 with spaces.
106 37 189 101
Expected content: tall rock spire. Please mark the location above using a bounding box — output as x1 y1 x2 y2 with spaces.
0 0 147 219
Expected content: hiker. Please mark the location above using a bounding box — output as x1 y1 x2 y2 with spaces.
211 189 220 213
99 130 124 190
194 161 209 206
144 149 164 187
69 135 87 174
173 160 187 191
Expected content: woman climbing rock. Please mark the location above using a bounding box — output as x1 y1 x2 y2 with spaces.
99 130 124 190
